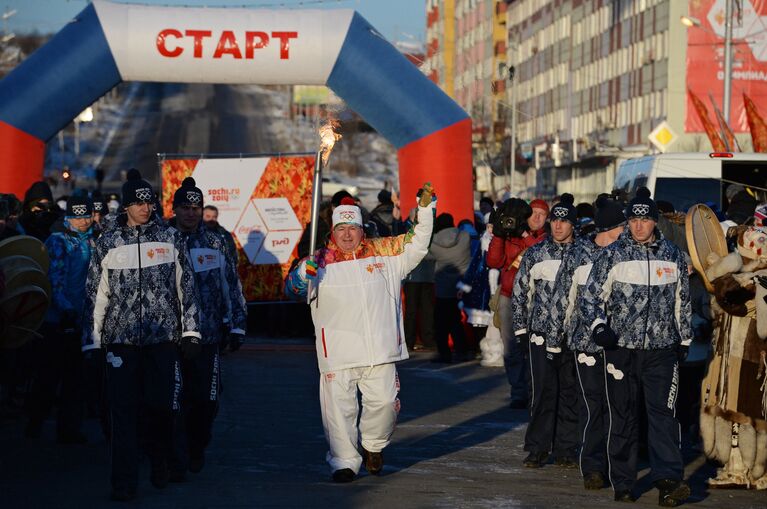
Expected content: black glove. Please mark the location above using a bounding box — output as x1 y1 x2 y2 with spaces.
592 323 618 349
516 333 529 351
677 344 689 362
227 332 244 352
180 336 202 360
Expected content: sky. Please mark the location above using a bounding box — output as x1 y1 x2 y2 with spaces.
1 0 426 44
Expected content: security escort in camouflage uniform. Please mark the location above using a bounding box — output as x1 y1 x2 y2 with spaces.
511 193 579 469
580 187 692 507
170 177 247 477
547 195 626 491
82 169 201 502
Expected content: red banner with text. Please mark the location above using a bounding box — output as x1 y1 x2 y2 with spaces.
161 155 314 302
686 0 767 132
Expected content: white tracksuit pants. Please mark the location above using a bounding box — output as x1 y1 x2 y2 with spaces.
319 362 400 474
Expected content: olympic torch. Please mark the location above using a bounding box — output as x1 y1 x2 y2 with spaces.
307 120 342 303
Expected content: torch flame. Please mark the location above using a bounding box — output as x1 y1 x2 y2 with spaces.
318 119 342 165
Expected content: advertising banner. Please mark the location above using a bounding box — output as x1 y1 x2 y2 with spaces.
161 155 314 302
92 0 353 85
686 0 767 132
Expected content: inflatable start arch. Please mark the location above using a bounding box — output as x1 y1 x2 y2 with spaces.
0 0 472 220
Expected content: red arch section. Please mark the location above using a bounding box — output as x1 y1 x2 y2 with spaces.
0 121 46 198
398 118 473 223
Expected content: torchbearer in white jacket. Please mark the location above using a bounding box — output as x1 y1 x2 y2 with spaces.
286 184 435 483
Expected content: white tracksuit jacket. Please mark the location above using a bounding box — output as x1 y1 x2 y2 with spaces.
286 202 434 372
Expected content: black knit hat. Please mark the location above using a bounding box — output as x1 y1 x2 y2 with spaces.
66 194 93 218
173 177 204 208
122 168 154 206
594 195 626 232
24 181 53 205
91 191 105 214
549 193 577 225
625 187 659 221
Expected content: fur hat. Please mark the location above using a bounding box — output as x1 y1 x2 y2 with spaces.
332 197 363 228
549 193 577 225
173 177 204 208
625 187 659 221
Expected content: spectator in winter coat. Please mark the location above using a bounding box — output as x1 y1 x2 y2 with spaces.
401 208 436 350
370 189 395 237
82 169 201 502
26 194 96 444
18 181 59 242
285 186 434 483
428 213 472 362
486 198 548 408
580 187 692 506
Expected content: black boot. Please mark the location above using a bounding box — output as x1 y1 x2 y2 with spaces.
150 458 169 489
614 489 636 502
362 448 383 475
583 471 605 490
656 479 690 507
522 451 548 468
110 486 137 502
332 468 355 483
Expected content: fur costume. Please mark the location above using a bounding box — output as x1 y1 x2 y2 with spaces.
700 227 767 490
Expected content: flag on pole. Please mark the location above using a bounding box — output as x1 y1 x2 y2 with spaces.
708 92 739 152
688 89 726 152
743 93 767 153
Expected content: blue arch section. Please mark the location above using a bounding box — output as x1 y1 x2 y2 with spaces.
0 3 120 141
327 12 468 149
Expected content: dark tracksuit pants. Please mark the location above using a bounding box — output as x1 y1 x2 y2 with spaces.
106 343 182 491
498 295 529 403
172 344 221 471
603 347 683 492
524 338 579 457
574 350 608 477
403 282 435 349
27 324 84 437
434 297 467 361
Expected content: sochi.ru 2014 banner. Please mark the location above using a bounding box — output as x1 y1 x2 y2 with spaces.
686 0 767 132
161 155 314 302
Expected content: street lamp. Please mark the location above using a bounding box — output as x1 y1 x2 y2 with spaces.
680 0 734 123
74 107 94 157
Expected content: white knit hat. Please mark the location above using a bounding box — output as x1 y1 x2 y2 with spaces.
332 202 363 228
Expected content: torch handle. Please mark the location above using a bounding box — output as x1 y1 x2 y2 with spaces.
307 150 324 303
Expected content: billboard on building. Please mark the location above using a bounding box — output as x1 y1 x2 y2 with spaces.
161 155 314 302
686 0 767 132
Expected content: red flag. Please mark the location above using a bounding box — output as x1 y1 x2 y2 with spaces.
688 89 726 152
743 93 767 153
709 93 739 152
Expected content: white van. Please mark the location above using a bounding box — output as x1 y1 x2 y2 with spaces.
613 152 767 211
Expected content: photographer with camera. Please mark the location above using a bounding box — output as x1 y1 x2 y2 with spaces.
486 198 549 408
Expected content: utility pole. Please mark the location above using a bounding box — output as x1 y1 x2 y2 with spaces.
508 40 518 197
1 8 17 43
